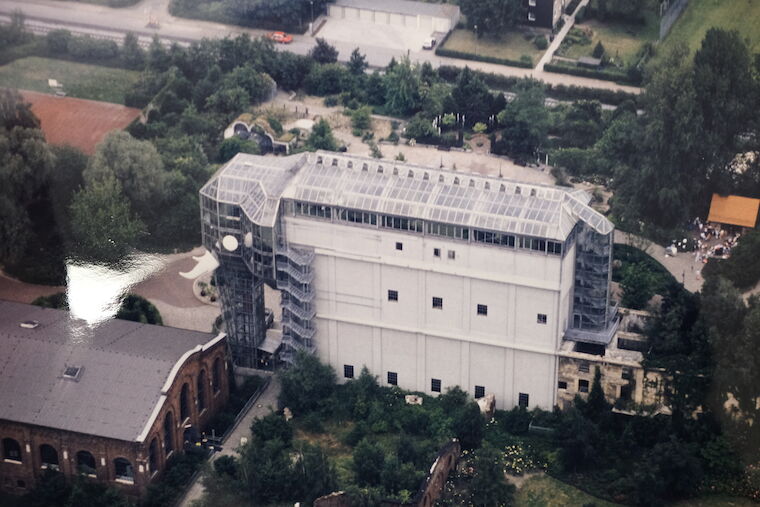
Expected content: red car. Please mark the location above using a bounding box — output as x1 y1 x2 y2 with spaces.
268 31 293 44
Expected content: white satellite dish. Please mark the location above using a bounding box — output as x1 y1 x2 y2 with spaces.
244 232 253 248
222 235 239 251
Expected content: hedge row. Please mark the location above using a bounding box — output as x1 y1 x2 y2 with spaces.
544 62 638 85
435 47 533 69
437 65 640 106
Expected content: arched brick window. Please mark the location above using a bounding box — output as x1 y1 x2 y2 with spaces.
2 438 22 462
76 450 96 475
198 370 207 412
148 438 159 474
114 457 134 483
164 412 174 454
180 383 191 421
40 444 59 470
212 357 222 394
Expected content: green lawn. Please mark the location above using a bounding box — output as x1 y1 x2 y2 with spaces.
516 475 618 507
0 56 140 104
660 0 760 55
516 475 756 507
441 29 545 64
558 13 658 65
675 496 759 507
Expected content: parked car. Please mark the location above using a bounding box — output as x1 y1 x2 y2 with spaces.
268 31 293 44
422 37 437 50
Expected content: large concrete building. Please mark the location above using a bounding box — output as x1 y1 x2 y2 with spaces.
200 152 617 410
0 301 229 496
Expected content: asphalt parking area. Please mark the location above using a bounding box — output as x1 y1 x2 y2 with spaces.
318 18 432 52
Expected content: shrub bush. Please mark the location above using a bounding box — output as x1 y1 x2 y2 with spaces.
592 41 606 58
544 62 636 85
434 48 533 68
534 36 549 50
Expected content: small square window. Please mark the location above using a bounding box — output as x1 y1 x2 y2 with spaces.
433 248 441 257
477 304 488 316
387 371 398 385
622 367 633 380
388 290 398 302
537 313 547 324
558 381 568 389
344 365 354 379
528 12 536 21
578 379 589 393
431 378 441 392
578 362 590 373
432 297 443 309
395 242 403 251
474 385 485 399
518 392 529 408
448 250 456 259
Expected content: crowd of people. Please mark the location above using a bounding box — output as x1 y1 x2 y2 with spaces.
691 217 741 263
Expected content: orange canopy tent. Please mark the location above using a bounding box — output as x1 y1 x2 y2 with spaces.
707 194 760 228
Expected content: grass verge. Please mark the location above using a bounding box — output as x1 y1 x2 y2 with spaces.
659 0 760 55
515 474 618 507
439 29 544 68
0 56 140 104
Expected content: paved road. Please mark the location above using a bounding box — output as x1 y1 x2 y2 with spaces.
614 230 704 293
179 375 281 507
0 0 640 94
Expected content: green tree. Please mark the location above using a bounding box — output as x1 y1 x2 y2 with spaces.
585 366 610 420
352 438 385 487
0 87 39 130
218 136 260 162
46 29 72 54
306 119 339 151
404 114 437 141
251 412 293 446
693 29 756 194
384 57 421 116
351 106 372 131
84 131 166 222
69 177 146 262
452 402 485 450
561 100 604 148
122 32 145 69
460 0 520 36
613 43 703 231
620 261 657 309
451 67 492 126
278 351 336 415
147 34 171 72
292 444 337 504
309 38 338 64
495 84 549 159
469 442 515 505
348 47 368 75
116 294 163 324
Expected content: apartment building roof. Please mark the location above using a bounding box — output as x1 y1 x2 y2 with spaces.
201 152 612 241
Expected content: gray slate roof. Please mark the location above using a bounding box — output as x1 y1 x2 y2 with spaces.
0 301 217 442
334 0 460 19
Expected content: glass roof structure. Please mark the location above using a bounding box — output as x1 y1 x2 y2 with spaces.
201 152 613 240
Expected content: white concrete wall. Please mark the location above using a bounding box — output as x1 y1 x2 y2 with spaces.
285 215 567 409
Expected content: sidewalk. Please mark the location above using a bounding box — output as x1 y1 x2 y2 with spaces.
178 375 281 507
614 230 704 293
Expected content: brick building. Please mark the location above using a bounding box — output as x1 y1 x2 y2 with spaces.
0 301 230 496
